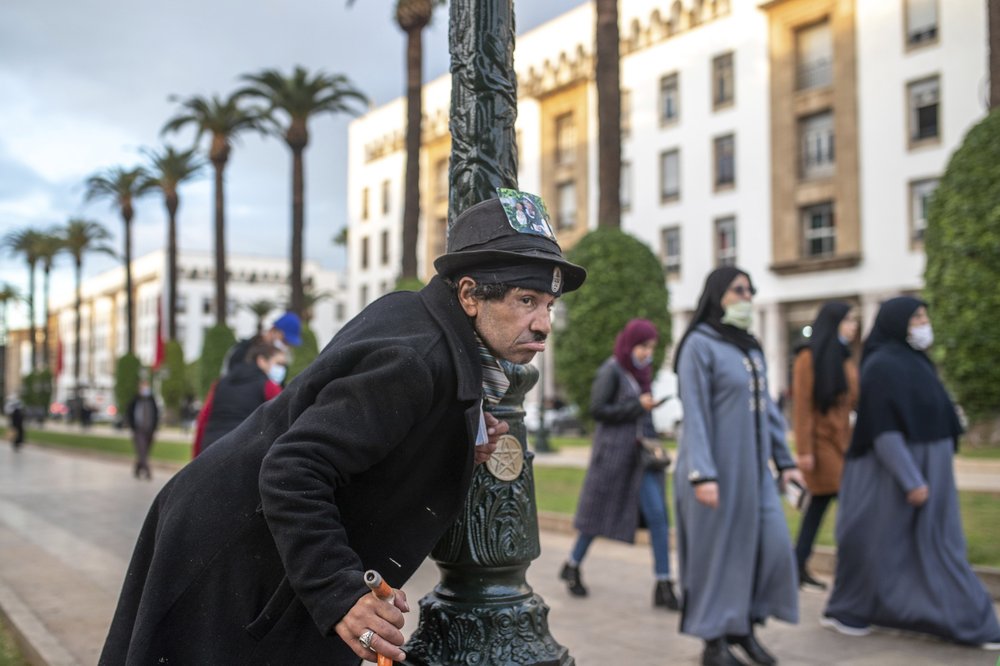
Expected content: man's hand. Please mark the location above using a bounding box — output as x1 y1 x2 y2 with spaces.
907 485 929 507
475 412 509 464
333 588 409 663
694 481 719 508
796 453 814 473
781 467 805 489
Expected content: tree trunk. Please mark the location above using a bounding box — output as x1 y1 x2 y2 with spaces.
41 265 51 370
27 262 37 371
290 146 306 316
74 259 82 395
991 0 1000 109
595 0 622 229
123 212 135 356
213 159 228 327
166 194 179 340
401 25 424 280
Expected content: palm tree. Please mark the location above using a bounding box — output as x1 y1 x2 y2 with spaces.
2 228 45 370
85 166 156 356
0 282 22 346
162 93 266 328
595 0 623 228
34 230 66 370
143 145 205 340
298 288 332 325
61 218 114 396
242 298 277 335
237 66 367 316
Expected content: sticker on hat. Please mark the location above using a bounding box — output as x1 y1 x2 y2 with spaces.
550 266 563 293
496 188 556 240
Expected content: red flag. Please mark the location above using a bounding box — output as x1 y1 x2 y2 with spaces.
55 337 64 375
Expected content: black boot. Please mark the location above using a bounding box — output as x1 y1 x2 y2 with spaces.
701 638 741 666
558 562 588 597
798 566 827 591
653 580 680 610
727 630 777 666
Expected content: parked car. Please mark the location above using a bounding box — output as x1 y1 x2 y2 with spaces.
523 403 587 436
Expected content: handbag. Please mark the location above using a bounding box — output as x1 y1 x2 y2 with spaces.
638 436 672 471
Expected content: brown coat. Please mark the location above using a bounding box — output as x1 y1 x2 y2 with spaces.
792 349 858 495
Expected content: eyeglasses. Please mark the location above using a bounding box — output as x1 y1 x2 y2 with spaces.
728 285 756 297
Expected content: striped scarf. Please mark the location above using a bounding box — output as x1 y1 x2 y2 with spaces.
476 335 510 406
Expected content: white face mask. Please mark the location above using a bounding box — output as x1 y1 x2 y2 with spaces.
907 323 934 351
268 364 287 385
631 351 653 368
721 300 754 330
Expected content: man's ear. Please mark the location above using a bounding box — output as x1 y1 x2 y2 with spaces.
456 277 480 317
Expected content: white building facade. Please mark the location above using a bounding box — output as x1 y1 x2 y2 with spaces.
48 250 347 413
347 0 988 396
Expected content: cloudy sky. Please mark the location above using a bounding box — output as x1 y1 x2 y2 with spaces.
0 0 585 328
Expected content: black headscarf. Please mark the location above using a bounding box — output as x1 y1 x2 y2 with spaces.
847 296 963 458
808 301 852 413
673 266 761 372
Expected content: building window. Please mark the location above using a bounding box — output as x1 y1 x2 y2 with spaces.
556 180 577 230
715 217 737 267
909 178 938 243
796 20 832 90
799 111 835 179
660 149 680 202
905 0 938 47
434 158 449 202
380 230 390 266
908 76 940 145
335 302 346 321
621 88 632 138
381 179 391 215
360 284 369 308
712 52 734 109
555 113 576 166
713 134 735 189
202 297 212 315
360 236 370 270
361 187 369 221
661 226 681 276
659 73 679 124
621 162 632 211
801 202 836 258
176 294 186 314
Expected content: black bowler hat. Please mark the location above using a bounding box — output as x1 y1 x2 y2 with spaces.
433 189 587 294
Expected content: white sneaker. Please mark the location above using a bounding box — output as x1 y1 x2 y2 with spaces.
819 615 872 637
980 641 1000 651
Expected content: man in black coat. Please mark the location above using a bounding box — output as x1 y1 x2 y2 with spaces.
99 191 586 665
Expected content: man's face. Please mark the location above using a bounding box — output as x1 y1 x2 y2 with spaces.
458 278 556 364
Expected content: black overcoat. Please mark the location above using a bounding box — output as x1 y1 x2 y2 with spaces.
100 277 484 665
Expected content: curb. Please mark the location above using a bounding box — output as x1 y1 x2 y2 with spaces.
0 579 77 666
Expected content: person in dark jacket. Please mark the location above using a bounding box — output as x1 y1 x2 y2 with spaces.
193 341 287 457
223 311 302 375
8 400 25 450
126 380 159 480
99 190 587 665
560 318 679 610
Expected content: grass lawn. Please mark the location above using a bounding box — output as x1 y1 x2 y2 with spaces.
17 428 192 464
958 447 1000 460
0 617 27 666
532 466 1000 568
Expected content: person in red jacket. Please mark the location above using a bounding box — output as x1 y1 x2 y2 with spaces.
193 342 287 457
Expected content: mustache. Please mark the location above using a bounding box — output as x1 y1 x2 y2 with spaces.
529 332 547 343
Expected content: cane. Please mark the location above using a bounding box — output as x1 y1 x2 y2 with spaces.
363 570 395 666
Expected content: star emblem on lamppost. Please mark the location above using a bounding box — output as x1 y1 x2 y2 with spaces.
485 434 524 481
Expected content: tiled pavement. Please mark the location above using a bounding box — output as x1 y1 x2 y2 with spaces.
0 442 998 665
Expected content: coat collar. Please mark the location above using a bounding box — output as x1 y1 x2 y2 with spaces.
419 276 483 402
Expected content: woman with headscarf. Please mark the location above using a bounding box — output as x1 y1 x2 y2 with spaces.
673 267 801 666
559 318 680 611
791 302 859 590
821 297 1000 649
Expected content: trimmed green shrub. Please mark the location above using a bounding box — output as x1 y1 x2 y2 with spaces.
287 325 320 382
394 276 425 292
924 109 1000 422
114 353 141 418
22 370 52 410
554 228 671 420
199 324 236 398
159 340 186 412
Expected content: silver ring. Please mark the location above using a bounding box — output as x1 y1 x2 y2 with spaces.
359 629 376 651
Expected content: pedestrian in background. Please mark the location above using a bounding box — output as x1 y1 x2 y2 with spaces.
193 341 287 457
126 379 159 480
223 311 301 376
821 297 1000 649
791 302 858 590
673 267 801 666
559 318 679 611
8 400 25 450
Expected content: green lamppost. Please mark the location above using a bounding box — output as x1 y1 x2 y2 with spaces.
402 1 572 664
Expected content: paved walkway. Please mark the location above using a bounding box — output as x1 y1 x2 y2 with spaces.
0 442 998 665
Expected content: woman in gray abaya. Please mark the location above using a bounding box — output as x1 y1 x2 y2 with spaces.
821 296 1000 650
674 267 801 666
